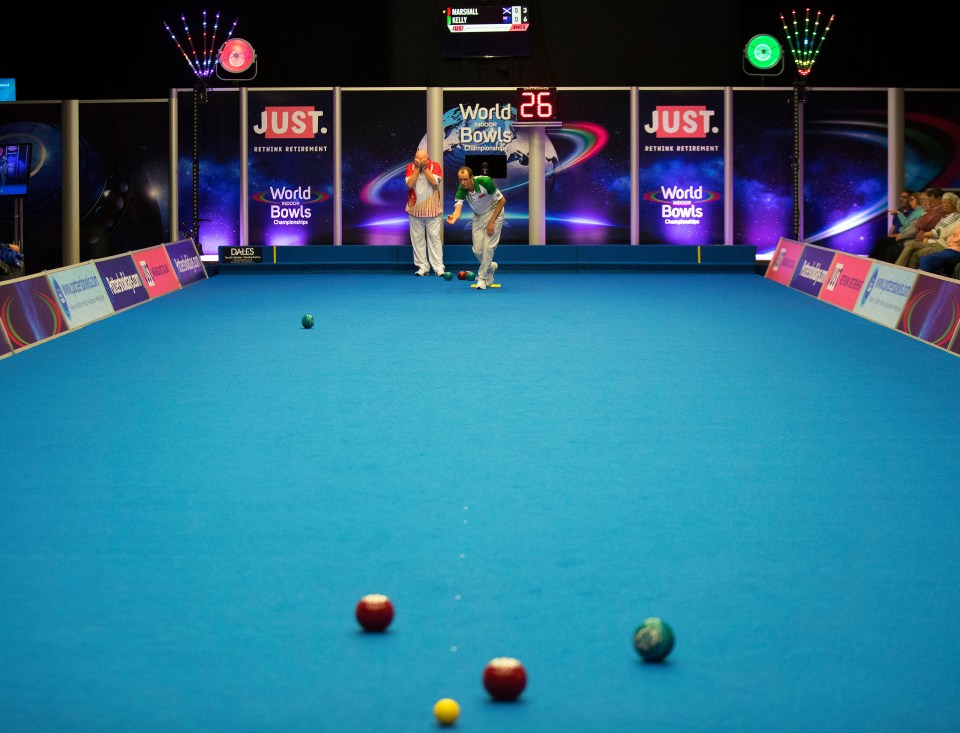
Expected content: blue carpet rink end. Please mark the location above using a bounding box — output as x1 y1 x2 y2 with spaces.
2 273 959 732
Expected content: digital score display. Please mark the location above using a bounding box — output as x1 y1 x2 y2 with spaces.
513 87 560 125
442 5 531 59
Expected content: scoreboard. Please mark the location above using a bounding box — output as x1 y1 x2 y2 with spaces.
445 5 529 33
441 5 531 58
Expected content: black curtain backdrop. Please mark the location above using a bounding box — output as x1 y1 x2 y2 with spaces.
4 2 948 101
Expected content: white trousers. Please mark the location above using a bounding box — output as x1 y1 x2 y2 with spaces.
409 214 444 273
471 210 503 285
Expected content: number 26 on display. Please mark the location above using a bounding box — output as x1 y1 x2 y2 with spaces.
516 87 557 121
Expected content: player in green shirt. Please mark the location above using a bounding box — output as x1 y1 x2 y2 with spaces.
446 167 507 290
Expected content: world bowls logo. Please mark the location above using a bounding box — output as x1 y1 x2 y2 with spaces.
644 185 719 225
253 185 329 222
643 187 721 205
251 186 329 205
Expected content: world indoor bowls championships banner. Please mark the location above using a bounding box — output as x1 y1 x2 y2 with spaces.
442 90 531 246
638 90 724 245
247 90 334 246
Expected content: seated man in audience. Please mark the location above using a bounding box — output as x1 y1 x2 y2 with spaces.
894 192 960 267
888 189 917 235
918 229 960 275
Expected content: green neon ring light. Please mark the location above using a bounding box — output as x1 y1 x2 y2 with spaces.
745 34 782 70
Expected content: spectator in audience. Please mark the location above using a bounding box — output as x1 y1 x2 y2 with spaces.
0 242 23 280
918 229 960 275
894 192 960 267
870 190 926 261
888 190 922 236
912 188 948 242
901 214 960 269
869 188 944 262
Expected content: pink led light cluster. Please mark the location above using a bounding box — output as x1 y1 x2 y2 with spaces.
164 11 239 79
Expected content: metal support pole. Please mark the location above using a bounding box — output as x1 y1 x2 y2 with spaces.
528 125 546 245
792 81 806 241
192 83 208 251
61 99 80 266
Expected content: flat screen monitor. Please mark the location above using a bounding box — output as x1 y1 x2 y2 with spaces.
464 153 507 178
0 78 14 101
441 4 531 59
0 143 32 198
